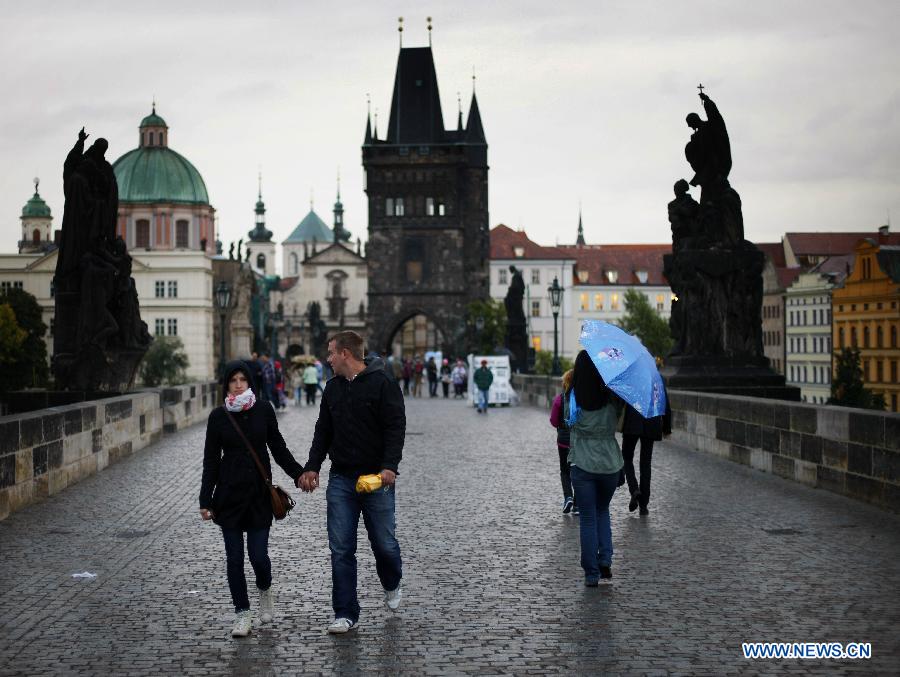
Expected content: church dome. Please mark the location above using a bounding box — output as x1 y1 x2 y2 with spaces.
112 108 209 205
21 181 51 218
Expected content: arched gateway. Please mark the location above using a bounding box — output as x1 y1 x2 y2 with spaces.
362 43 490 356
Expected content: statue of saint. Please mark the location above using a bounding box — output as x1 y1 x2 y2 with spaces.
685 92 732 198
504 265 526 325
667 179 701 252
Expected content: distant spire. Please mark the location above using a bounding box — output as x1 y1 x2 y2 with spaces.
257 169 263 200
33 177 40 196
373 108 379 140
398 16 403 48
364 94 373 144
336 169 341 201
310 188 314 211
576 204 585 245
472 66 476 94
457 92 463 131
152 95 156 114
427 16 432 46
465 91 486 144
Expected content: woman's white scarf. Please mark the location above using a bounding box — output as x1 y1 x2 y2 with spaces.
224 389 256 412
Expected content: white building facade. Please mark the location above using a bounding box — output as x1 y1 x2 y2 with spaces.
784 270 839 404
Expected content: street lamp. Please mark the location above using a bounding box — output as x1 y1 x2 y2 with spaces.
215 280 232 378
548 276 564 376
474 315 485 354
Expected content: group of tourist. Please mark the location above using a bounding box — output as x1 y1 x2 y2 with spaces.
548 351 671 586
385 355 469 399
201 331 404 637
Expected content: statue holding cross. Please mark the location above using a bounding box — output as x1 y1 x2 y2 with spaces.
684 87 732 196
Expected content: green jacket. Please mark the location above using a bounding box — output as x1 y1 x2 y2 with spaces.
473 366 494 390
566 397 623 475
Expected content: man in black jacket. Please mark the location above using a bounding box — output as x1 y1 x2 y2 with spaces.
299 331 405 634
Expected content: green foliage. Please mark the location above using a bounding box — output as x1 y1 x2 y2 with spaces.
465 298 507 355
0 288 48 391
618 289 674 359
139 336 189 387
828 348 886 411
0 304 28 363
533 350 574 376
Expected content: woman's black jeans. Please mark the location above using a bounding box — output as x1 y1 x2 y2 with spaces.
221 527 271 612
621 435 653 506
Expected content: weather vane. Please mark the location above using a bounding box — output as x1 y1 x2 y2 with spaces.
427 16 432 46
398 16 403 47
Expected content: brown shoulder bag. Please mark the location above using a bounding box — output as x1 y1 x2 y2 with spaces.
225 410 296 520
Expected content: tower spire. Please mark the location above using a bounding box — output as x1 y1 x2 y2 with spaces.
576 203 585 246
427 16 432 46
398 16 403 47
457 91 463 131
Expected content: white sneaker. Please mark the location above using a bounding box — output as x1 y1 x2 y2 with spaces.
327 617 358 634
259 586 274 623
384 582 402 611
231 610 252 637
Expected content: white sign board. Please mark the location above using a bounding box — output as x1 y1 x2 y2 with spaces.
468 354 511 406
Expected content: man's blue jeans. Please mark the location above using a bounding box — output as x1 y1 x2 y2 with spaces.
477 388 490 412
570 465 619 579
326 472 402 623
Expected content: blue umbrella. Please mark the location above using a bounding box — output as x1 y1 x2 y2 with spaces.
578 320 667 418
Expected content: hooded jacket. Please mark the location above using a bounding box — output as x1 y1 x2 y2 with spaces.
304 361 406 477
199 360 303 529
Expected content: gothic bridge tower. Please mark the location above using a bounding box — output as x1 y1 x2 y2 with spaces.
363 43 489 356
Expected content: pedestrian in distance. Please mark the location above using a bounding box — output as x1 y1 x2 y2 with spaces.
412 356 424 397
439 358 452 398
401 358 412 396
299 331 405 634
303 361 319 406
549 369 577 515
249 352 265 401
199 360 305 637
426 356 439 397
566 350 624 587
473 359 493 413
621 383 671 515
451 359 467 398
260 353 276 406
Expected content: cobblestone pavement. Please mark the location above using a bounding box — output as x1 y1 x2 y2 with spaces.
1 396 899 676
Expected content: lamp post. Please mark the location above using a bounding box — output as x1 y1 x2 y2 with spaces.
548 276 563 376
474 315 485 355
215 280 232 379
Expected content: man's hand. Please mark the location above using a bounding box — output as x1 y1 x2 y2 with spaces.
379 469 396 487
299 470 319 493
199 508 214 521
78 127 88 142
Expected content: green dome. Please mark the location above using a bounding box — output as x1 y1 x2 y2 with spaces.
140 111 168 128
113 147 209 205
22 191 51 218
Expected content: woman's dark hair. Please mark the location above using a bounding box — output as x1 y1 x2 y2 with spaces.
571 350 611 410
221 359 258 401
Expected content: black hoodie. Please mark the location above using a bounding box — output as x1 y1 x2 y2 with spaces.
199 360 303 529
305 361 406 477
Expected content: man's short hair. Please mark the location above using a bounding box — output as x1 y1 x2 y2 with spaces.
329 331 365 361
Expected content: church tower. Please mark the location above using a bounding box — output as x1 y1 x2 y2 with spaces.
19 178 54 254
246 174 276 276
363 42 489 354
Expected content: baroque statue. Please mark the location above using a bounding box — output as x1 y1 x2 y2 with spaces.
503 265 529 372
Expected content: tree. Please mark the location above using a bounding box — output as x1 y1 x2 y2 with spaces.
0 288 48 391
618 289 674 359
533 350 574 376
139 336 189 387
465 298 507 356
0 304 28 363
828 348 886 411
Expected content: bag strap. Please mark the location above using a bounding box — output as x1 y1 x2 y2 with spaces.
224 408 273 486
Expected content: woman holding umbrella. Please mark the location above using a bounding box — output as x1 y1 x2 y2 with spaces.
566 350 624 586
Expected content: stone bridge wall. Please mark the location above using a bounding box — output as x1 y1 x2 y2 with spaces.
512 374 900 513
0 382 218 521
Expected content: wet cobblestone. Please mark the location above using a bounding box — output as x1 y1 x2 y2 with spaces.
0 397 898 675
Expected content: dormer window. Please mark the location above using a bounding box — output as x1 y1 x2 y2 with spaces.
577 270 589 283
513 246 525 258
606 270 618 284
636 270 648 284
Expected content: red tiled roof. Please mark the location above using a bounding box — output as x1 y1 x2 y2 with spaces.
756 242 786 267
490 224 575 260
776 267 804 289
784 231 900 256
558 243 672 286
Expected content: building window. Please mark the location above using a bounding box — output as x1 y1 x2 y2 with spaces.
405 237 424 284
154 318 165 336
577 270 589 283
531 269 540 285
290 253 299 275
636 270 648 284
611 293 620 311
395 198 405 216
498 269 508 285
149 131 155 146
257 253 266 270
176 219 189 248
167 281 178 298
438 202 446 216
426 197 435 216
891 361 897 384
892 326 898 348
385 198 393 216
850 326 857 347
532 336 541 351
531 300 541 317
656 293 665 312
1 281 23 291
49 317 55 337
595 294 604 311
876 360 883 383
155 281 165 298
136 219 150 248
606 270 618 284
876 325 883 348
167 318 178 336
580 293 589 311
513 246 525 258
838 327 844 348
863 326 870 348
50 280 55 298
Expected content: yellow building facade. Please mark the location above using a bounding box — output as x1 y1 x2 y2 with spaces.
832 237 900 412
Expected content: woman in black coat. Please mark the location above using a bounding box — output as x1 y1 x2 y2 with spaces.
621 389 671 515
199 360 303 637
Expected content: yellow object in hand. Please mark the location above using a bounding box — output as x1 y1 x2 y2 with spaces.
355 474 383 493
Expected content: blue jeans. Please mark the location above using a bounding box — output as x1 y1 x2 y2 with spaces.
326 472 402 623
221 527 271 612
570 466 619 579
477 388 490 411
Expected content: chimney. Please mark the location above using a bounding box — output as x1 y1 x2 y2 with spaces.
878 224 889 237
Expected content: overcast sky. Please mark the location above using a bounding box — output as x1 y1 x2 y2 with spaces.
1 0 898 269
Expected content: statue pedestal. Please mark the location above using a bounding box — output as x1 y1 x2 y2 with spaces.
662 355 801 400
52 346 147 392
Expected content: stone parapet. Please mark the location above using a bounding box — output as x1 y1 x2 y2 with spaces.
0 381 217 521
512 373 900 512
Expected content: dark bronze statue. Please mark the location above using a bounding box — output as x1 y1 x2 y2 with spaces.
503 265 529 372
53 129 151 391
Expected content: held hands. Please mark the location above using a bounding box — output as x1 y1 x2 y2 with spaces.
379 469 397 487
298 470 319 493
199 508 214 521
